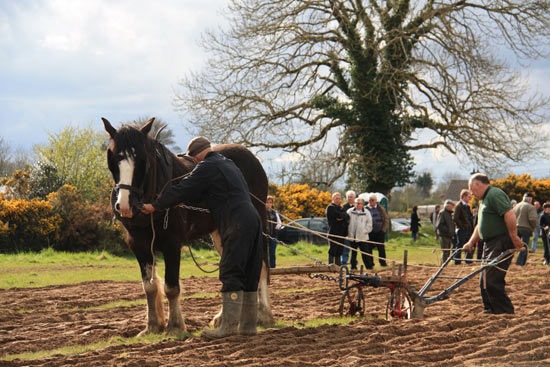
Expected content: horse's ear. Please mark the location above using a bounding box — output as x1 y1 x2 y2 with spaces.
141 117 155 136
102 118 117 139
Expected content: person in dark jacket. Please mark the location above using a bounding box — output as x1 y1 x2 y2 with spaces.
437 200 455 264
540 202 550 265
453 189 474 265
410 205 421 241
326 192 349 265
141 137 262 339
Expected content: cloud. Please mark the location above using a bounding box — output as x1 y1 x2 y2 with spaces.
0 0 227 149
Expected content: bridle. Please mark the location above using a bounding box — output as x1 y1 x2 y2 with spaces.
113 126 166 212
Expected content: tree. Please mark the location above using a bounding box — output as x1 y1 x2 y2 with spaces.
34 124 109 201
0 137 31 178
416 172 434 197
175 0 550 195
130 116 182 152
28 162 65 200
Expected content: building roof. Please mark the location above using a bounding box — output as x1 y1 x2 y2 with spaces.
444 179 469 201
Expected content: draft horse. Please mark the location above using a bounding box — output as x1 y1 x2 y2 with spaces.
102 117 274 335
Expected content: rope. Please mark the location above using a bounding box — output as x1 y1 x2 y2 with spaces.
264 232 324 264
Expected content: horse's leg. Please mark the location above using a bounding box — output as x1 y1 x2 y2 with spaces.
163 242 186 334
133 240 166 336
209 230 275 327
257 263 275 325
209 230 224 327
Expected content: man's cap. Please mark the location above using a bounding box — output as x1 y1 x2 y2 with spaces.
524 192 534 198
444 199 454 207
186 136 211 156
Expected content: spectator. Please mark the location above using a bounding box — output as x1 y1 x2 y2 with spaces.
366 195 390 267
266 195 282 268
410 205 421 241
436 200 455 264
341 190 356 265
530 201 542 253
430 205 441 240
453 189 474 264
463 173 524 315
539 202 550 265
513 192 538 266
326 192 349 265
346 197 373 270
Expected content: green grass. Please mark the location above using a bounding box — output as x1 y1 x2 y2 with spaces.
0 223 442 289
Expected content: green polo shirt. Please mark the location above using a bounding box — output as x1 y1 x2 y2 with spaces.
478 185 512 240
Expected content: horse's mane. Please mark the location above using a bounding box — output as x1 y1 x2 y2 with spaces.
113 124 149 159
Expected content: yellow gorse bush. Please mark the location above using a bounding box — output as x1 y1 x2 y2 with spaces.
492 174 550 202
270 183 332 221
0 198 61 252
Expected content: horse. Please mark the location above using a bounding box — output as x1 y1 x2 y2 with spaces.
102 117 274 335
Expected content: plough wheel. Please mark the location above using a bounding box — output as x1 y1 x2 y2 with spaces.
385 287 412 320
338 287 365 317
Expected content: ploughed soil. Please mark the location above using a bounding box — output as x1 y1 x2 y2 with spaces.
1 257 550 367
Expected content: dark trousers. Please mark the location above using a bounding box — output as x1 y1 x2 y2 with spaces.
366 230 387 267
268 237 277 268
328 235 345 265
349 241 370 270
219 205 263 293
543 230 550 263
515 228 530 266
480 234 514 314
455 229 473 264
476 240 485 260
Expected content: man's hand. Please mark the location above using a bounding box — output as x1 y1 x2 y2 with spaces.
141 204 155 214
462 241 475 253
510 234 525 251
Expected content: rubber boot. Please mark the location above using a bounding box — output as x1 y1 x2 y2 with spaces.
202 291 243 339
239 291 258 336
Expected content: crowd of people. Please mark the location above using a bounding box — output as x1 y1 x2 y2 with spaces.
325 191 389 269
269 172 539 317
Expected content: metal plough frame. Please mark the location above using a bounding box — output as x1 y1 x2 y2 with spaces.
338 248 517 320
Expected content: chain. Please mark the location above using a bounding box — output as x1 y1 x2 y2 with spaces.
177 203 210 213
198 236 216 250
308 273 339 282
264 232 325 265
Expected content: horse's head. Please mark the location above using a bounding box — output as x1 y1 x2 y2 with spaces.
102 117 155 218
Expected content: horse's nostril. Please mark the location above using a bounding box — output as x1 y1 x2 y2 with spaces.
115 203 120 211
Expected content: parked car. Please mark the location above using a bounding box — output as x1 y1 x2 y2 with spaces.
277 217 329 245
391 218 410 232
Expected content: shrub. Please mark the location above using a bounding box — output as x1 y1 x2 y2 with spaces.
270 183 332 221
0 198 61 252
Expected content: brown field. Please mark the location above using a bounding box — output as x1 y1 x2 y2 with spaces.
1 258 550 367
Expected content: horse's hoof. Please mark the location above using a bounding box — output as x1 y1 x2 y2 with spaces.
210 314 222 328
167 324 187 335
137 325 165 336
257 313 275 326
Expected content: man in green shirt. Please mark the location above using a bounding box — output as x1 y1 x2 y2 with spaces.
463 173 524 314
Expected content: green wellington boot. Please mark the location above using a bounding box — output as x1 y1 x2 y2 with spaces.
239 291 258 336
202 291 243 339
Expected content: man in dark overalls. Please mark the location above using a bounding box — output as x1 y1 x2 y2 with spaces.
463 173 524 314
142 137 263 338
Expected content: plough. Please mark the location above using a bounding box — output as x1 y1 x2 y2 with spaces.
337 248 518 320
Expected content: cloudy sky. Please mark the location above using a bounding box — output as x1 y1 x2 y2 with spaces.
1 1 549 184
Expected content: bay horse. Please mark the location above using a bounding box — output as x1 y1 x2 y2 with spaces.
102 117 274 335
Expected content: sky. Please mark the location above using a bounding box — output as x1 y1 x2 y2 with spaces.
1 0 550 185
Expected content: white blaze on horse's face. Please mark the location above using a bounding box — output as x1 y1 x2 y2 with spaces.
116 151 135 218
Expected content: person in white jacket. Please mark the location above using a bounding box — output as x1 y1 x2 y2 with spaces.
346 197 373 270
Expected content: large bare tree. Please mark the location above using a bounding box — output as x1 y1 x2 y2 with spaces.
175 0 550 194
